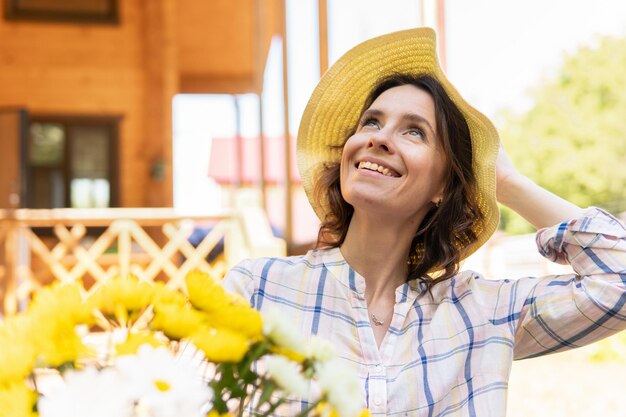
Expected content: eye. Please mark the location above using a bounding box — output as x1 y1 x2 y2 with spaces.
406 127 426 139
360 117 380 129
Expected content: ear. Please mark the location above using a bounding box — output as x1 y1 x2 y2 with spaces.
431 188 444 207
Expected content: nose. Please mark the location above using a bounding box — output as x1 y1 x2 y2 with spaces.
368 129 392 153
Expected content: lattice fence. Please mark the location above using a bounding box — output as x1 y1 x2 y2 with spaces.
0 209 236 316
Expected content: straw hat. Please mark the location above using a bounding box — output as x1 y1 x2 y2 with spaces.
297 27 500 259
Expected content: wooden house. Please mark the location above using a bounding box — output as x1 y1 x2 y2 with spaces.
0 0 281 210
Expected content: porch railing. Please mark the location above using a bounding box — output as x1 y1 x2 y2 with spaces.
0 207 286 316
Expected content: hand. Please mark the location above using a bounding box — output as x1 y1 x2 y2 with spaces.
494 144 583 228
495 145 521 204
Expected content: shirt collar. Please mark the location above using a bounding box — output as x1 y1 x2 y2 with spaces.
319 247 425 303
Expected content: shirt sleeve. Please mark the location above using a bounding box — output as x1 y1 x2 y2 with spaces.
510 207 626 359
221 258 256 305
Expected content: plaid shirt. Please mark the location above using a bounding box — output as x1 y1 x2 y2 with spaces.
222 207 626 417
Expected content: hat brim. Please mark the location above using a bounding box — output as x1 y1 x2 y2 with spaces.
297 27 500 260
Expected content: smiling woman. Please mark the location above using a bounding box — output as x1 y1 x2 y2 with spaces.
221 28 626 417
318 74 481 292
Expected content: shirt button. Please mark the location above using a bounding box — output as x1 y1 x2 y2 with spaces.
374 397 383 406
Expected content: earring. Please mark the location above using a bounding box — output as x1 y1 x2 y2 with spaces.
434 200 441 208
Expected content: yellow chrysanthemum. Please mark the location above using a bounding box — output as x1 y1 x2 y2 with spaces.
315 402 369 417
207 411 234 417
153 282 188 308
22 283 93 367
185 270 263 340
28 318 92 367
185 270 230 312
204 295 263 340
0 316 36 383
28 282 93 327
269 346 306 364
150 302 205 341
0 380 37 417
88 275 155 323
315 402 339 417
192 326 249 362
114 331 164 356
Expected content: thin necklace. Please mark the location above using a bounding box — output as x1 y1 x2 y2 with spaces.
370 313 385 326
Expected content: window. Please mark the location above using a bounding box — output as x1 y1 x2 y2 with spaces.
26 116 119 208
4 0 119 24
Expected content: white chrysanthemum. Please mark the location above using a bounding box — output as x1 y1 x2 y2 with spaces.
306 336 336 363
115 344 212 417
264 354 309 397
38 366 134 417
262 307 305 352
316 359 363 417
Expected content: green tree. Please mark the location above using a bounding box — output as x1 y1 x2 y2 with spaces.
498 35 626 234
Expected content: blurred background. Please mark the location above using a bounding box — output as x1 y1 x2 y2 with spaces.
0 0 625 415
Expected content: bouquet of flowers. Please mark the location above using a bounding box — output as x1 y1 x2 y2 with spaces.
0 271 368 417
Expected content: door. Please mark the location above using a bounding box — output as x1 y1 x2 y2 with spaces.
0 109 28 209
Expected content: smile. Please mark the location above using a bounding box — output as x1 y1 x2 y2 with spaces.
356 161 399 177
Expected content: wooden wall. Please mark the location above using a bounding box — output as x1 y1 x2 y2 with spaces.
178 0 279 94
0 0 279 207
0 1 155 206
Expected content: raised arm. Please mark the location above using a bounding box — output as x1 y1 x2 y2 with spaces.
489 146 626 359
495 146 584 228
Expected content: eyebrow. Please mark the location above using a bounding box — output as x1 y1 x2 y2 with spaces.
360 108 437 137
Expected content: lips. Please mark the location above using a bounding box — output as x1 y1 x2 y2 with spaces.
356 160 400 177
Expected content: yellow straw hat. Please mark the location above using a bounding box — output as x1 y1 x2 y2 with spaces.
297 27 500 259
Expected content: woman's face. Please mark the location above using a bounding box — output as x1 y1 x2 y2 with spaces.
340 84 447 224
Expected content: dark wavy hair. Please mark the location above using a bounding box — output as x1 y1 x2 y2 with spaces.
314 73 484 290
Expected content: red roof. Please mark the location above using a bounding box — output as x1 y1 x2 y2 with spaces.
208 135 300 185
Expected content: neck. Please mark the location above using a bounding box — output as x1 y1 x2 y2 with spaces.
340 211 421 299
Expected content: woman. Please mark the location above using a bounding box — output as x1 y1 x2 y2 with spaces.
222 28 626 416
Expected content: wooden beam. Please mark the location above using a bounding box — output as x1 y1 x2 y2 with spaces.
436 0 447 71
318 0 329 76
179 74 258 94
280 0 293 247
142 0 178 207
255 0 267 210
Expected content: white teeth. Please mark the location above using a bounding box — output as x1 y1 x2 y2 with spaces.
358 161 395 177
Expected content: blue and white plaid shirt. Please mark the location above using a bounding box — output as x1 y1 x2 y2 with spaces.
222 207 626 416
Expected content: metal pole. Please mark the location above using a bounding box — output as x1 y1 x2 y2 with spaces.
280 0 293 247
318 0 329 76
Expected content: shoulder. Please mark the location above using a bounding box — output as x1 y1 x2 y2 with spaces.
230 248 328 277
429 269 506 308
223 249 329 288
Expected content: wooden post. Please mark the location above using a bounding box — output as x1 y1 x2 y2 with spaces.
280 0 293 246
255 0 267 210
234 96 243 188
143 0 178 207
436 0 447 72
3 214 18 315
318 0 329 76
118 220 131 279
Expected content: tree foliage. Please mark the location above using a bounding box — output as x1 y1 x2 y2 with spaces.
498 35 626 234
